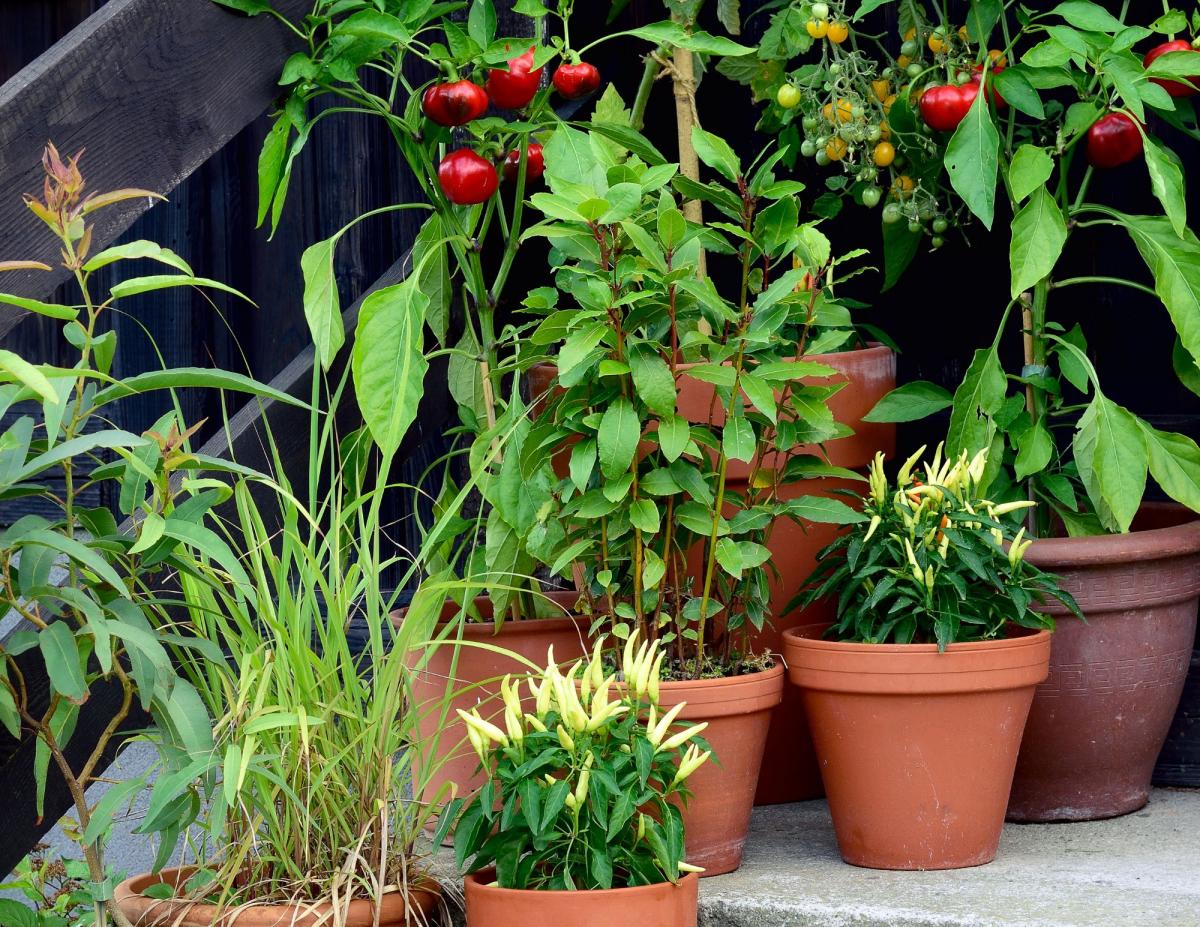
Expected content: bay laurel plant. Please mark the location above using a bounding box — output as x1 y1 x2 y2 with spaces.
798 444 1082 650
522 116 875 677
446 633 709 889
220 0 749 621
0 147 297 927
734 0 1200 537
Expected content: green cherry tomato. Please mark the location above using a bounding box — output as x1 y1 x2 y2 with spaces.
931 235 945 248
907 219 922 233
907 62 924 78
862 185 883 207
866 125 882 141
802 115 820 131
882 202 903 224
901 39 918 57
777 84 803 108
815 149 832 166
932 217 949 234
918 203 936 222
811 2 830 19
801 139 818 157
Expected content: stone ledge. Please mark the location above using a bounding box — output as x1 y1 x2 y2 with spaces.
430 787 1200 926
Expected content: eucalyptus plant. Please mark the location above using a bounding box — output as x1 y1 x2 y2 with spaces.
734 0 1200 537
519 113 872 677
0 146 297 927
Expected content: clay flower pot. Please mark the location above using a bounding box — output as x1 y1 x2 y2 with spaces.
114 867 441 926
396 592 589 835
530 345 897 806
783 628 1051 870
1008 504 1200 821
464 870 699 927
657 663 784 875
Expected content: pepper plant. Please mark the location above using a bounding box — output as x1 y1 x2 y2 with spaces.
445 633 709 889
732 0 1200 536
518 112 872 676
0 146 297 927
798 444 1082 649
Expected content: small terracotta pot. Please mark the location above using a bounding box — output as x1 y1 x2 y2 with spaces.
113 867 441 926
656 663 783 875
396 592 589 835
464 870 698 927
1008 504 1200 821
530 346 897 806
783 628 1051 870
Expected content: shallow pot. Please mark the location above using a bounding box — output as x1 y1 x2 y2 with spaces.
1008 504 1200 821
783 628 1051 870
530 345 897 806
657 663 783 875
114 867 441 926
464 870 698 927
396 592 589 833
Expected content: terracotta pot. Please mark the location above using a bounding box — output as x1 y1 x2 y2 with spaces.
783 628 1051 870
397 592 589 834
114 867 441 926
1008 504 1200 822
656 663 783 875
529 345 897 806
464 870 699 926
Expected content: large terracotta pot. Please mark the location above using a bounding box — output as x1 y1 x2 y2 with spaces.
529 345 897 806
1008 504 1200 821
464 870 698 927
397 592 589 829
783 628 1051 870
114 867 441 926
656 663 783 875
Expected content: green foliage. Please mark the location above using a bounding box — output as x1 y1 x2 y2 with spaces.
448 635 708 889
0 845 95 927
799 446 1081 649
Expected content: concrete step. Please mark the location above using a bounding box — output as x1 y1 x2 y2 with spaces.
433 787 1200 926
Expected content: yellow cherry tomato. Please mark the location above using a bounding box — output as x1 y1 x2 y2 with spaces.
904 26 917 41
826 137 849 160
777 83 802 108
822 101 835 121
827 21 850 44
897 54 911 69
883 93 897 113
892 174 915 198
834 97 854 122
871 79 891 102
807 19 829 38
873 141 896 167
880 120 892 140
928 33 947 53
958 25 970 42
987 48 1009 67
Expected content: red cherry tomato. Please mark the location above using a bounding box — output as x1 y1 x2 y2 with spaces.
502 142 544 183
552 61 602 99
420 80 489 126
1085 112 1144 169
971 64 1007 110
919 83 978 132
438 149 499 205
486 47 543 110
1143 39 1200 97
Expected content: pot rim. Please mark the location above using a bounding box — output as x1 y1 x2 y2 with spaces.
781 627 1050 657
1024 504 1200 568
464 868 700 899
654 661 785 717
113 866 441 924
390 590 582 632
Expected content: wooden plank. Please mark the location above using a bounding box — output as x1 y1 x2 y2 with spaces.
0 0 310 328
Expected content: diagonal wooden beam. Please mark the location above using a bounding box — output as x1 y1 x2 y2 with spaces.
0 0 309 332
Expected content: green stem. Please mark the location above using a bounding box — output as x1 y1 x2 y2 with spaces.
630 45 667 131
1052 275 1158 297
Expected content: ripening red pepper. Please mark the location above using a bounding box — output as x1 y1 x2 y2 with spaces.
919 83 978 132
1085 112 1144 169
421 80 489 126
970 64 1007 110
502 142 544 184
486 47 543 110
1143 39 1200 97
552 61 602 99
438 149 499 205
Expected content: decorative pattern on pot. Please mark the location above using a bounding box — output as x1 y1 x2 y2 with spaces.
1009 505 1200 821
